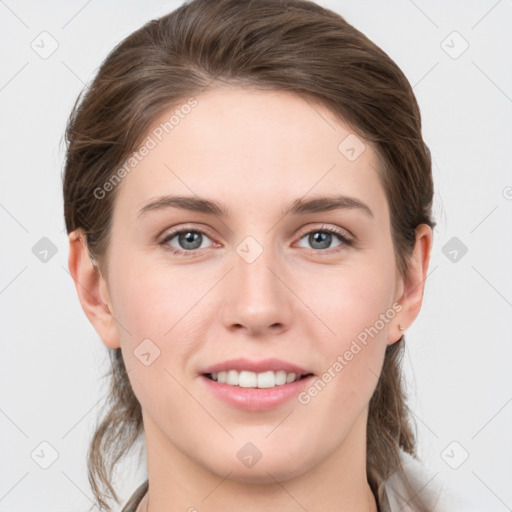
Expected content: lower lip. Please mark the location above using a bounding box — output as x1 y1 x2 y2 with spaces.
199 375 315 411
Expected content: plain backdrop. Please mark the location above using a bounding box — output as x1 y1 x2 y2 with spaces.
1 0 511 510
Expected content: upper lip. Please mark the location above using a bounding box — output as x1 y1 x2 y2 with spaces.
200 358 312 376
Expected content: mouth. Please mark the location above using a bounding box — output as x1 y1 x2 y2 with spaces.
203 369 314 389
199 358 315 411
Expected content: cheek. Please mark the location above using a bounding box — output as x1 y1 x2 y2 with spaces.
108 253 209 341
300 255 397 346
107 255 220 411
110 264 204 415
298 255 396 405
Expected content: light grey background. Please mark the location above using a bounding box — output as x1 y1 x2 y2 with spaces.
1 0 511 510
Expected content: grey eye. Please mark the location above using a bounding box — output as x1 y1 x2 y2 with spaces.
177 231 204 250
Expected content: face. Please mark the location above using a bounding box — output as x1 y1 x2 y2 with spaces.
94 88 408 483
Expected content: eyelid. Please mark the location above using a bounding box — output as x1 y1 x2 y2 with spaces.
296 223 353 241
159 222 213 237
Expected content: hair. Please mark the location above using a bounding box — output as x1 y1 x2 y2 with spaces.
62 0 435 509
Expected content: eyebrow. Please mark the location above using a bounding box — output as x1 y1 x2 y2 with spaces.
137 194 374 219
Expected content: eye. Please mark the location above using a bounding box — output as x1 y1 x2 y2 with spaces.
160 228 215 255
159 224 354 257
296 226 353 252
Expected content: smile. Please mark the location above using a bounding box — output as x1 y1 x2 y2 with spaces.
200 358 315 410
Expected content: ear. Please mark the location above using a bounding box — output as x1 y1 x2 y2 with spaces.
388 223 433 344
67 229 120 349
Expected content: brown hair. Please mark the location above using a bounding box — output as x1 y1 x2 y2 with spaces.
63 0 435 509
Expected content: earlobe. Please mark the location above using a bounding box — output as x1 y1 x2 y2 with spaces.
389 224 433 345
67 229 120 349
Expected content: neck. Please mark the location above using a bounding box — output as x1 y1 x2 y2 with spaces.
139 412 378 512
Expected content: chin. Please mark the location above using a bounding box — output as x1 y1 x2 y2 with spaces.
197 445 315 485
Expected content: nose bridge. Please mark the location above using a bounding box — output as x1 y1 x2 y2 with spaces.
222 234 291 334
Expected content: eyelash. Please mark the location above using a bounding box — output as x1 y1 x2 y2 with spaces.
159 224 354 257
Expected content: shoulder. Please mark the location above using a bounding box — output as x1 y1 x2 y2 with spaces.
380 450 483 512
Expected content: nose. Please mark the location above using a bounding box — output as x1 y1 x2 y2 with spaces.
220 240 293 337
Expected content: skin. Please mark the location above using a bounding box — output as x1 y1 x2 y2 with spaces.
69 87 432 512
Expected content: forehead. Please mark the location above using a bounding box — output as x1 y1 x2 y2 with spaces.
112 87 388 219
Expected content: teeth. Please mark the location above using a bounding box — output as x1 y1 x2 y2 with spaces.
275 370 287 385
226 370 239 386
239 370 258 388
208 370 305 388
257 371 275 388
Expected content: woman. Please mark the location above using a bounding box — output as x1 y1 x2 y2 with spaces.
63 0 468 510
